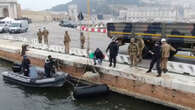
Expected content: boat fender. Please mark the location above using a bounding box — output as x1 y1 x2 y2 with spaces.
73 84 109 99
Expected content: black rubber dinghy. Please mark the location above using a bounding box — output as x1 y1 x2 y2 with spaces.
2 64 69 88
2 71 68 87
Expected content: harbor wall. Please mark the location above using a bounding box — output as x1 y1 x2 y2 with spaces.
0 42 194 109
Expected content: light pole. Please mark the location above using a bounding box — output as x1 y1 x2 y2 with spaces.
87 0 90 54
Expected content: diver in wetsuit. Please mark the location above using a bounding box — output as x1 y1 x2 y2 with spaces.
44 55 56 78
21 55 31 77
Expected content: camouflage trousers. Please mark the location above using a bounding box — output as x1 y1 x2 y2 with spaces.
129 54 137 66
161 57 168 70
44 36 48 45
38 36 42 44
80 42 85 49
137 49 143 62
64 42 70 54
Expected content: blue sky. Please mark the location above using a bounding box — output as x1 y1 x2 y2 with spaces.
18 0 72 11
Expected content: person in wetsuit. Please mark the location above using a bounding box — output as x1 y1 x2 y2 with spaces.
44 55 56 78
21 55 31 77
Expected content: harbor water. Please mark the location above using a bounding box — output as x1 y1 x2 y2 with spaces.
0 59 176 110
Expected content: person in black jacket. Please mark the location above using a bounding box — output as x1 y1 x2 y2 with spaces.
21 44 28 56
94 48 104 65
44 55 55 78
21 55 31 77
146 41 162 77
106 40 119 68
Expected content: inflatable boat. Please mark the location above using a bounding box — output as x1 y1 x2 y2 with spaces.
1 64 69 88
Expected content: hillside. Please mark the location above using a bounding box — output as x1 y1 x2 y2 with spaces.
49 0 142 14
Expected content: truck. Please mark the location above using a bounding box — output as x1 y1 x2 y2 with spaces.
59 20 77 28
107 22 195 57
9 20 28 33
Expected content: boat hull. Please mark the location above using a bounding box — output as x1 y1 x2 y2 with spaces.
2 71 68 88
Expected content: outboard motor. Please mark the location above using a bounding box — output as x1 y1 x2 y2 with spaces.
73 84 109 99
12 63 22 73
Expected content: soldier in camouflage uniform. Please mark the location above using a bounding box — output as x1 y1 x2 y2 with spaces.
80 32 85 49
42 27 49 45
136 36 145 62
161 38 176 73
37 29 42 44
128 38 139 67
64 31 71 54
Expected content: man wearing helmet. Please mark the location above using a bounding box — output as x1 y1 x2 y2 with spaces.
161 38 176 73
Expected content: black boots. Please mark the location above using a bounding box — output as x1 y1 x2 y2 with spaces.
157 71 162 77
146 69 152 73
162 69 168 73
146 69 162 77
109 63 116 68
157 72 161 77
146 70 151 73
113 63 116 68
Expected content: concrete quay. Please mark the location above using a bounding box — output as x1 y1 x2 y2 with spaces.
1 35 195 77
0 39 195 109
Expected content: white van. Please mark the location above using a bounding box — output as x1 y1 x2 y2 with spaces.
9 20 28 33
0 21 10 33
0 21 5 33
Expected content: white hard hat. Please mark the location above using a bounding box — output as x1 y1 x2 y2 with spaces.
112 37 116 41
161 38 166 42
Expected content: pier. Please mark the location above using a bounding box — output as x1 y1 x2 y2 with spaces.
0 38 194 109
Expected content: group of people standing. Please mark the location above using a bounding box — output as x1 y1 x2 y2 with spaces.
63 31 86 53
104 37 145 68
127 37 176 77
37 27 49 45
147 38 176 77
105 37 176 77
36 28 176 77
37 29 86 54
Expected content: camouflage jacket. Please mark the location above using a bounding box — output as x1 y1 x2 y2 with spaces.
136 38 145 50
161 43 176 58
37 31 42 37
64 34 71 43
80 35 85 43
128 43 139 55
42 30 49 37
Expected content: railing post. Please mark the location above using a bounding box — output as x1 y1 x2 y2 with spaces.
162 23 166 38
